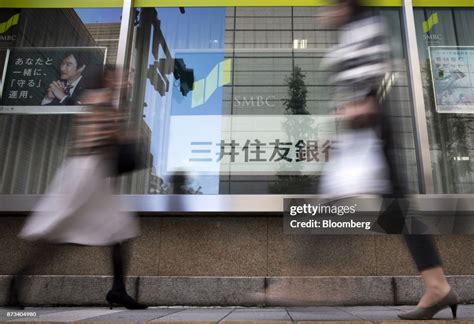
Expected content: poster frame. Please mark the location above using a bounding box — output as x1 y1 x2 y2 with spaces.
428 45 474 114
0 45 108 114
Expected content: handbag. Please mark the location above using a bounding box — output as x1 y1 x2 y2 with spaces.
116 140 147 175
319 128 392 198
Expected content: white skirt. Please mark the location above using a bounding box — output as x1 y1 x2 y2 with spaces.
20 155 140 246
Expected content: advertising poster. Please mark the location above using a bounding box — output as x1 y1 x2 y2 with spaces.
0 47 106 112
429 46 474 113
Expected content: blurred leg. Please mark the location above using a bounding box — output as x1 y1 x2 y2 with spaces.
106 242 147 309
7 242 56 307
111 242 128 292
404 235 451 307
380 110 453 308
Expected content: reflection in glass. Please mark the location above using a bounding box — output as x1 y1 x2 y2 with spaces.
126 7 418 194
415 8 474 193
0 7 419 195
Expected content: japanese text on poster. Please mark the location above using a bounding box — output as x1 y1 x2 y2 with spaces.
429 46 474 113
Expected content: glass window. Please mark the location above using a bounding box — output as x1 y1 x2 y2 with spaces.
125 6 420 194
414 8 474 193
0 8 122 194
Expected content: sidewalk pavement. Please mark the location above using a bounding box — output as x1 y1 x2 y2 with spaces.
1 305 474 323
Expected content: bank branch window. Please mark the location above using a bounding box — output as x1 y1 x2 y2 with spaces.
128 6 420 194
0 5 421 196
415 8 474 193
0 8 121 194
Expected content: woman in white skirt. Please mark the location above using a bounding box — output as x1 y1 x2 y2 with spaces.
7 66 146 310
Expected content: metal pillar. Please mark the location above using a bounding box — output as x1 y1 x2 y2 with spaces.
402 0 435 193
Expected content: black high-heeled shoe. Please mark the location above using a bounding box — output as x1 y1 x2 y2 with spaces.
106 290 148 310
398 289 459 320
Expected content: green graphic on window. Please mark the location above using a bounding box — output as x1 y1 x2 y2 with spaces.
422 13 438 33
0 13 19 34
192 58 232 108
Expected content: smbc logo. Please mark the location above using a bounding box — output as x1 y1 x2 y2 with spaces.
423 13 438 33
422 13 442 41
0 13 19 34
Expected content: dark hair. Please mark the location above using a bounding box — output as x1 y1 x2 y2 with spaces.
81 64 118 89
63 51 87 70
338 0 367 18
100 64 117 89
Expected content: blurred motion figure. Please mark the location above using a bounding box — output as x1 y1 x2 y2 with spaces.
318 0 459 319
7 66 147 310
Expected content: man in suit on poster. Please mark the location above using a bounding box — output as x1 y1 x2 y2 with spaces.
41 51 87 105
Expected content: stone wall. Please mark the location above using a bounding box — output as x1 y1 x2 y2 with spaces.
1 215 474 277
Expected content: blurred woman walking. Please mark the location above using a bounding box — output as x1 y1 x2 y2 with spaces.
318 0 459 319
7 66 147 310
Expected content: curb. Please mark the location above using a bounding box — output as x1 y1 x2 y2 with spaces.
1 276 473 306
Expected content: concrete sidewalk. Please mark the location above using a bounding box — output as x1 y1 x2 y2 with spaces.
1 305 474 323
